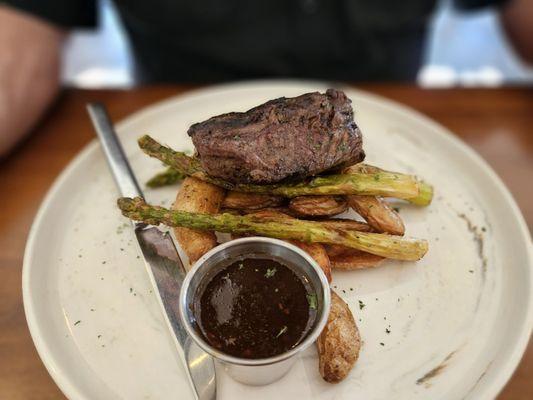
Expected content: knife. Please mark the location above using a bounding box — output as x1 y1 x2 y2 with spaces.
87 103 216 400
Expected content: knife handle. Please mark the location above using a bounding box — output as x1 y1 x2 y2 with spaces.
87 103 144 199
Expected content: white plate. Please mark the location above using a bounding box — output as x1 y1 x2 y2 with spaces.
23 81 532 400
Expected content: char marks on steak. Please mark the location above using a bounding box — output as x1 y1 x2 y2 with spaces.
188 89 365 184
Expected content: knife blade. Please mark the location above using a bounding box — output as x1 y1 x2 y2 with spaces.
87 103 216 400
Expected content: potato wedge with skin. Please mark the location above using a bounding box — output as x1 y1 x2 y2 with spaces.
346 195 405 235
289 240 332 283
173 177 225 267
289 195 347 218
323 244 350 258
223 191 284 210
317 290 360 383
320 218 373 233
222 206 295 217
328 248 385 270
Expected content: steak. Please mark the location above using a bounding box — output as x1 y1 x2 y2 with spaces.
188 89 365 184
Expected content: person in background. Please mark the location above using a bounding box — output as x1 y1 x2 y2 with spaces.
0 0 531 157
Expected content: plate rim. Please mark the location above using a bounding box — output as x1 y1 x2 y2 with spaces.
22 80 533 400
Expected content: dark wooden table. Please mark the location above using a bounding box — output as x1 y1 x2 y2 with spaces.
1 85 531 399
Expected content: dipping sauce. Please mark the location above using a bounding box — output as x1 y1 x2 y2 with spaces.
194 257 317 359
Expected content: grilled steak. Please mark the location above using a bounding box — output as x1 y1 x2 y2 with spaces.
188 89 365 184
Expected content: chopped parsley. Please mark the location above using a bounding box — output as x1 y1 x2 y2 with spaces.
74 320 81 326
276 326 288 338
358 300 365 310
265 268 277 278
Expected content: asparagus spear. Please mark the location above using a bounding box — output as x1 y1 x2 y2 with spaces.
345 163 433 206
146 167 187 188
117 197 428 261
138 135 432 205
145 164 433 206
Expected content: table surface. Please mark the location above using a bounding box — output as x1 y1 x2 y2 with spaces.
1 84 531 399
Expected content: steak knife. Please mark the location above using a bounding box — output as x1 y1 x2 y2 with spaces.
87 103 216 400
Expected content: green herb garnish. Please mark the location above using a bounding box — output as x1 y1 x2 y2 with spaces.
307 293 318 310
358 300 365 310
265 268 277 278
276 326 288 338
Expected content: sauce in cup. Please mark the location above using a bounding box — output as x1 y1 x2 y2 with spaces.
193 257 317 359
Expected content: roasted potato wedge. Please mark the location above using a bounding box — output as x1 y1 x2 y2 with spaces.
290 240 332 283
346 195 405 235
221 206 295 217
328 248 385 270
323 244 350 258
320 218 373 233
222 191 284 210
317 290 360 383
343 164 405 234
289 195 347 218
173 177 225 266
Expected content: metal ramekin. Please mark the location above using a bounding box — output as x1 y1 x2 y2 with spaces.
179 237 331 386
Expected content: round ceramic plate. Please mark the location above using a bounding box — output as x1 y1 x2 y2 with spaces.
24 81 532 400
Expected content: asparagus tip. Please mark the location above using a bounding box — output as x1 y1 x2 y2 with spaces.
117 197 145 219
137 134 152 146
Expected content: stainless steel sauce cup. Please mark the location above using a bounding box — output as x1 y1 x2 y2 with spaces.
179 237 331 386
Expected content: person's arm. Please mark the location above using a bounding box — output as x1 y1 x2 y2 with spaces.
0 6 64 158
499 0 533 64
